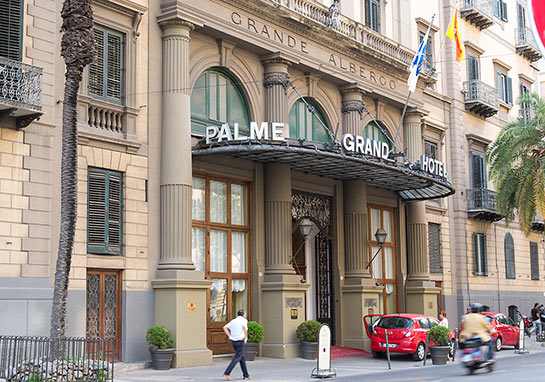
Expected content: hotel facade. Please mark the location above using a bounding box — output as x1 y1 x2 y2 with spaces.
0 0 542 366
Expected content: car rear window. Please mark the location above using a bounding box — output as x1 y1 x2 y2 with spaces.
377 317 413 329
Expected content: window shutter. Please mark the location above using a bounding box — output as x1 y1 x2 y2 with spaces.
89 28 105 98
530 242 539 280
473 232 480 274
471 153 485 189
372 0 380 32
507 77 513 105
107 172 122 254
501 0 508 22
428 223 441 273
365 0 371 27
493 0 500 17
481 234 487 275
106 32 123 101
504 233 515 279
88 170 107 252
0 0 23 60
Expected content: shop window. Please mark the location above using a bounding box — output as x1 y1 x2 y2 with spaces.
504 233 515 279
428 223 441 274
289 98 330 143
364 121 390 150
493 0 508 22
87 168 123 255
365 0 381 32
88 25 125 105
496 71 513 105
419 30 433 72
424 141 437 159
0 0 22 60
530 241 539 280
473 232 487 276
191 69 250 136
467 54 479 81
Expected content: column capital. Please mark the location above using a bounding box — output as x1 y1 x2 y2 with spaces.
339 83 368 98
157 1 204 30
263 73 291 89
405 107 429 123
261 52 299 73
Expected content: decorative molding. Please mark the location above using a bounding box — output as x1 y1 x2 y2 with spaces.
291 191 332 236
217 39 237 69
305 73 321 98
92 0 148 16
492 58 512 71
415 17 440 33
16 114 42 130
518 72 535 84
132 12 143 42
341 100 365 116
263 73 290 91
464 40 485 55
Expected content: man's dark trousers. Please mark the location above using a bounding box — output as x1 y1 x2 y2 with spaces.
224 340 249 378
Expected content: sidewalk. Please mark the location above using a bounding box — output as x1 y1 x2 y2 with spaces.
116 340 545 382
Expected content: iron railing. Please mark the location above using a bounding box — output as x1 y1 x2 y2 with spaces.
463 80 499 110
519 105 534 121
0 336 114 382
460 0 493 19
515 27 538 50
466 188 497 211
0 57 42 111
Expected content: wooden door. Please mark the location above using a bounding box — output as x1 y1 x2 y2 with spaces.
86 269 122 360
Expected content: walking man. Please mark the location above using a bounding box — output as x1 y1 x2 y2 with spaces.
530 303 542 337
223 309 251 380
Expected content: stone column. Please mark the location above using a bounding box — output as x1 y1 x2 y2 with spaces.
340 85 382 350
404 110 439 315
152 6 212 368
260 54 308 358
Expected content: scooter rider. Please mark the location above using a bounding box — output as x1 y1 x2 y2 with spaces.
459 303 494 360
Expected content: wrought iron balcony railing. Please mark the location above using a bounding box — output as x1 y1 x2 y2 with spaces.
467 188 503 221
0 57 42 111
463 80 499 118
532 213 544 232
515 27 543 62
460 0 494 30
519 105 534 122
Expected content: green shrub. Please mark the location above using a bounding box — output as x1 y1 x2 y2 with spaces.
247 321 264 343
146 325 174 349
296 320 321 342
428 325 450 346
28 373 43 382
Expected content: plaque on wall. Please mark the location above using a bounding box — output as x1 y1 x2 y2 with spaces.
285 297 303 308
364 298 378 307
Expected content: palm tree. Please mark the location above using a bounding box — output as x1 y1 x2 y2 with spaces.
486 93 545 233
50 0 95 354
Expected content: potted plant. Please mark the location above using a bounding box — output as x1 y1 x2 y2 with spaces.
296 320 321 360
245 321 264 361
428 325 450 365
146 325 175 370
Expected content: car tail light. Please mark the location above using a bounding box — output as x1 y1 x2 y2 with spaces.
404 331 413 338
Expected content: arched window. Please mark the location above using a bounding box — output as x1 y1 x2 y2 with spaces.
190 69 250 136
364 121 391 150
289 98 330 143
504 233 516 279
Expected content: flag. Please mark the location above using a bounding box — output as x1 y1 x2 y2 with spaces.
446 9 464 63
407 26 429 93
528 0 545 55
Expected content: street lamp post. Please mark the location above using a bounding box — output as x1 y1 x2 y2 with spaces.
289 219 314 283
366 228 388 270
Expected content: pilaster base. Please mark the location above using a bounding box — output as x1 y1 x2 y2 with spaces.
406 281 440 316
261 342 300 358
341 280 383 351
152 278 213 368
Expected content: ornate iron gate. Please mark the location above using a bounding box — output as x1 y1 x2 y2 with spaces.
292 191 334 343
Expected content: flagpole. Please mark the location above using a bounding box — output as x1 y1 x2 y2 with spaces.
393 13 435 151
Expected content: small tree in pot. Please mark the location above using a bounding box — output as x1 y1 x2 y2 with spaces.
146 325 175 370
296 320 321 360
246 321 264 361
428 325 451 365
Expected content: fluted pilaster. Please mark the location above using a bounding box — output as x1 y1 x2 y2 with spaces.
341 84 366 136
408 222 429 279
265 201 294 274
404 111 423 162
262 53 292 129
160 21 193 94
344 213 369 278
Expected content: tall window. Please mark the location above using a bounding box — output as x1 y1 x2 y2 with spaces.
191 69 250 136
0 0 22 60
530 242 539 280
289 98 330 143
493 0 508 22
365 0 381 32
419 31 433 72
473 233 487 276
504 233 515 279
496 71 513 105
471 153 486 189
517 3 526 27
428 223 441 274
467 54 479 81
192 175 250 325
87 168 123 255
88 25 125 105
424 141 437 159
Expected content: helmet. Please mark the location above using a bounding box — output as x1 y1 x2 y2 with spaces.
470 303 483 313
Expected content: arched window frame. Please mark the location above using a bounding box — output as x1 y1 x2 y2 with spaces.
364 121 391 149
190 68 251 136
289 98 331 143
504 233 516 279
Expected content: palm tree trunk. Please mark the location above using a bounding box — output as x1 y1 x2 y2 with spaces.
50 0 94 358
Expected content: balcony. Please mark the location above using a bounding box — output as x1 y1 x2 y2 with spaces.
466 188 503 221
460 0 494 30
515 27 543 62
532 214 544 232
519 105 534 122
463 80 499 118
0 57 43 129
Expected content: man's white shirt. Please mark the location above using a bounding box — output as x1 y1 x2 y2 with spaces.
226 316 248 341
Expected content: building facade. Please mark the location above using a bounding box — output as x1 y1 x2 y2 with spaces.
0 0 542 367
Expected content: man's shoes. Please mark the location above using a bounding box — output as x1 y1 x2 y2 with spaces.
243 377 252 380
224 375 233 381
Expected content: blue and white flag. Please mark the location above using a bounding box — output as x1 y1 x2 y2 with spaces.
407 28 430 93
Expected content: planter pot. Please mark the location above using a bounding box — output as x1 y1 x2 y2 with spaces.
429 345 450 365
245 342 259 361
300 341 318 360
150 347 175 370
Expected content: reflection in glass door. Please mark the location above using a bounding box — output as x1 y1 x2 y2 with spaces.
192 175 251 354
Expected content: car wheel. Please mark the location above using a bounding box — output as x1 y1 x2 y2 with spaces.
495 337 502 352
372 351 384 359
412 342 425 361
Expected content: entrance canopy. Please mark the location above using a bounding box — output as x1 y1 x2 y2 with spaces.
192 139 455 201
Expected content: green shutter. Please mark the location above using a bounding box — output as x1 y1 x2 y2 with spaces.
507 77 513 105
504 233 515 279
106 32 123 101
365 0 371 27
481 234 487 275
501 0 508 22
89 28 105 98
428 223 441 273
107 172 122 254
0 0 23 60
530 242 539 280
473 232 480 274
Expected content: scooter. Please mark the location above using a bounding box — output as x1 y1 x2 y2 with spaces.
460 337 495 375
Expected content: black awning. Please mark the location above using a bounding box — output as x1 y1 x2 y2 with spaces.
192 139 455 201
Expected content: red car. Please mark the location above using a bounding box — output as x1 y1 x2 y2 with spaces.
364 314 455 361
473 312 520 351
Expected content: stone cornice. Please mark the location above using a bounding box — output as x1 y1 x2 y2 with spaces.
93 0 148 15
158 1 205 28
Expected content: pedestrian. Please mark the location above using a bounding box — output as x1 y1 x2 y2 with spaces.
439 310 449 328
466 305 471 315
223 309 252 381
530 303 542 338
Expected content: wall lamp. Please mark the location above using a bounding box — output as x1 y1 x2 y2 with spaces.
366 228 387 270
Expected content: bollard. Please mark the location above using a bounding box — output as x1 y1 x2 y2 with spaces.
423 331 430 366
385 330 391 370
